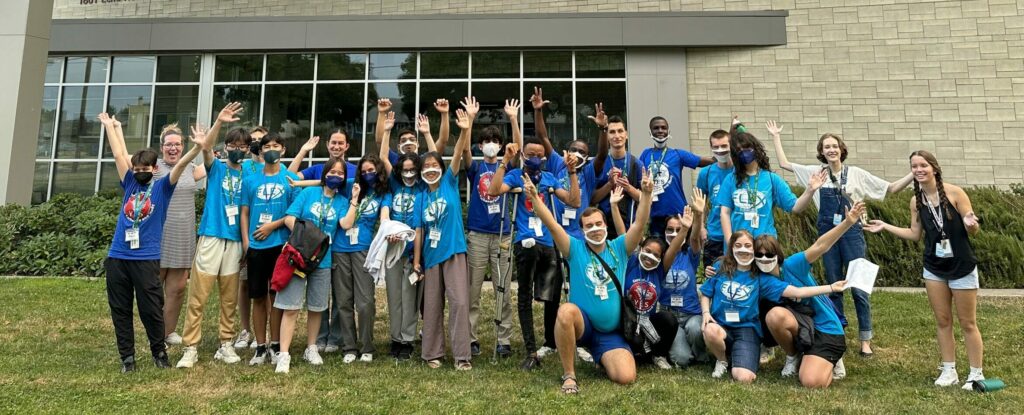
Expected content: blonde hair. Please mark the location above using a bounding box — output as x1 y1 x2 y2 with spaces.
159 123 183 145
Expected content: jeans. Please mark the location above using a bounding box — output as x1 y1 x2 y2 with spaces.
821 231 873 341
669 312 707 367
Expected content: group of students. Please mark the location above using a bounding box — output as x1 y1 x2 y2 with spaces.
101 87 988 393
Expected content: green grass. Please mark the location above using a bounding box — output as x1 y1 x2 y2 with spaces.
1 277 1022 414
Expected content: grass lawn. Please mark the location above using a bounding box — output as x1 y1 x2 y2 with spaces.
1 277 1021 414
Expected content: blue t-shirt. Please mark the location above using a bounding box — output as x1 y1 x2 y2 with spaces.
332 189 390 253
699 268 790 336
566 235 628 333
388 176 425 256
108 172 176 260
286 186 349 269
388 149 400 167
595 154 641 224
662 248 702 315
299 161 357 181
421 168 468 269
503 169 561 247
241 159 263 179
780 252 845 336
715 170 798 238
550 152 597 240
198 159 244 241
466 159 512 235
639 147 702 218
240 168 300 249
696 163 735 241
625 255 664 317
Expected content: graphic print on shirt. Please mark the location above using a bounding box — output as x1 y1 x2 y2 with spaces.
628 279 658 313
652 162 672 191
476 171 499 204
664 268 691 290
392 192 415 219
710 184 721 202
122 190 155 224
256 182 286 202
222 173 241 195
424 197 447 224
524 190 546 213
310 201 338 224
731 188 767 212
359 198 380 217
720 280 753 302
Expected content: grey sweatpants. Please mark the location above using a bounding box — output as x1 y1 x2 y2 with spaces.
332 251 375 355
384 255 420 344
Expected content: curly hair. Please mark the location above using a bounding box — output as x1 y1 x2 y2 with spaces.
729 132 772 187
357 153 389 201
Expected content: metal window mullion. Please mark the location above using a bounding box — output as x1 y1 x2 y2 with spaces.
95 55 113 195
359 56 369 165
308 53 319 164
414 52 421 145
571 51 577 149
146 83 156 149
258 54 267 125
197 54 216 127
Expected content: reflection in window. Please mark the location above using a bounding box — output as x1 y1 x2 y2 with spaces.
32 162 49 204
524 51 571 78
315 84 366 161
212 85 261 128
111 56 155 83
418 82 468 156
52 162 97 197
369 53 416 80
64 57 108 83
575 51 626 78
420 52 468 79
266 54 315 81
215 55 263 82
45 58 63 84
368 82 416 151
472 52 519 79
153 85 200 148
575 81 626 150
318 53 367 81
56 86 104 159
156 55 201 83
523 82 574 152
99 162 124 196
469 82 519 157
105 86 152 155
263 84 313 152
37 87 58 158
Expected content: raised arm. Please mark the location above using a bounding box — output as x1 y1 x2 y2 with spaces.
888 171 914 194
288 135 320 174
98 113 131 178
380 112 396 175
608 186 627 236
781 280 847 300
487 143 518 197
505 99 523 152
529 87 552 156
432 99 451 154
205 102 243 168
171 125 206 185
338 183 362 230
374 98 392 148
589 103 609 174
804 202 865 263
523 172 571 257
418 113 437 154
791 169 827 213
449 108 473 173
624 168 654 253
688 187 707 254
553 151 581 208
662 209 692 272
766 120 792 172
864 197 924 241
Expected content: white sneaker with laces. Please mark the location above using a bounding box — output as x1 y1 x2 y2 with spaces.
214 342 241 364
934 366 959 387
781 355 800 377
653 356 673 370
233 330 251 349
832 358 847 380
275 352 290 374
536 346 556 358
712 360 729 378
249 347 267 366
324 344 339 354
176 346 198 368
165 332 183 346
342 353 357 364
304 345 324 365
962 372 984 390
359 353 373 363
576 347 594 363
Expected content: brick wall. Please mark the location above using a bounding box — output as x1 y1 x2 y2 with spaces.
54 0 1024 186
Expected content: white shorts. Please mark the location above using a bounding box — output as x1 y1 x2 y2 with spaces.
923 267 979 290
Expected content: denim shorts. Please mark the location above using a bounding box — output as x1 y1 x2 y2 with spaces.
274 267 331 312
725 326 760 373
923 267 979 290
578 310 631 364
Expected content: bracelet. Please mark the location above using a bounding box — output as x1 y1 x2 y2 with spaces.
497 162 505 169
599 126 608 132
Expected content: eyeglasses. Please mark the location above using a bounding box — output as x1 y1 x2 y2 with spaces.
754 252 776 259
224 145 247 151
162 143 183 148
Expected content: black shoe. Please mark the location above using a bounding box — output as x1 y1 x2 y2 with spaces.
270 342 281 355
496 345 513 359
120 356 136 373
471 342 481 356
390 341 401 358
519 354 541 371
397 343 414 361
153 351 171 369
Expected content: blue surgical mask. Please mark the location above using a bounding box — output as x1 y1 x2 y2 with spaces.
738 149 756 165
325 175 345 191
524 156 545 172
362 172 378 185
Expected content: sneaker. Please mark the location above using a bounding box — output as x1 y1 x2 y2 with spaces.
316 342 327 353
576 347 594 363
471 342 481 356
759 345 774 365
934 366 959 387
397 343 413 361
176 346 199 368
389 341 401 358
250 340 257 349
303 345 324 366
249 345 268 366
269 343 281 364
120 356 136 373
324 344 339 354
519 354 541 371
712 360 729 379
781 355 799 377
360 353 373 363
214 342 241 364
165 332 183 346
962 371 984 391
153 351 171 369
536 346 556 359
495 344 513 359
342 353 357 364
275 352 290 373
832 358 847 380
653 356 673 370
233 330 252 349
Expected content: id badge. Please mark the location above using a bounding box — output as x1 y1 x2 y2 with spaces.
748 212 760 229
429 227 441 241
833 213 842 226
347 227 359 244
226 205 239 226
561 216 570 227
125 228 140 250
595 284 609 300
529 217 543 237
936 239 953 258
258 212 273 225
564 208 577 220
671 295 684 308
725 308 740 323
487 203 500 215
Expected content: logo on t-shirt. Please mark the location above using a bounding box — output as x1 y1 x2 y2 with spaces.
711 184 721 201
424 198 448 224
310 202 337 223
523 190 546 213
256 183 286 202
665 268 691 289
652 162 672 190
477 171 499 204
222 174 241 195
392 192 416 217
628 280 658 313
720 280 753 302
732 189 766 212
359 198 380 217
122 191 155 224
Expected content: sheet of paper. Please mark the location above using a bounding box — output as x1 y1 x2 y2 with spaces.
845 258 879 295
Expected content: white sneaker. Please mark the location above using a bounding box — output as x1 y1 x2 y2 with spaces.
249 346 268 366
316 343 326 353
233 330 252 349
250 340 257 349
359 353 373 363
781 355 800 377
270 345 280 365
653 356 673 370
536 346 556 358
759 345 774 364
832 358 847 380
935 366 959 387
214 342 241 364
324 344 339 354
165 332 183 346
712 360 729 378
275 352 290 373
342 353 357 364
176 346 198 368
576 347 594 363
962 372 984 391
303 345 324 366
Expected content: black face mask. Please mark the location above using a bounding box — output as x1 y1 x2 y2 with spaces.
134 171 154 185
249 141 262 155
227 149 246 164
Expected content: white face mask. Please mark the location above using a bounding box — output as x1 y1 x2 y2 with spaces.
665 231 678 242
481 142 501 158
755 256 778 273
713 150 730 163
652 134 671 149
421 167 442 185
733 246 754 266
584 225 607 246
569 151 587 169
400 140 419 155
401 170 417 186
639 251 661 271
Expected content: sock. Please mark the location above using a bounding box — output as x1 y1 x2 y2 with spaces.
786 355 798 361
970 367 984 378
941 361 956 371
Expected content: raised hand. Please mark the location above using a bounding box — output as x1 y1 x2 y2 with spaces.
434 98 449 114
461 96 480 120
301 136 321 153
190 124 211 149
610 186 624 205
690 187 707 216
521 173 538 199
503 143 520 164
563 150 578 174
765 120 783 137
530 86 550 110
808 169 828 191
98 112 115 128
350 182 361 200
587 102 607 128
732 115 742 126
415 113 430 135
377 98 392 113
640 167 654 195
455 109 471 130
218 102 243 124
504 99 521 121
846 202 866 224
681 207 694 228
863 219 886 233
382 111 396 132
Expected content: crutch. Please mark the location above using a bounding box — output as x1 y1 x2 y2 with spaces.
492 187 520 362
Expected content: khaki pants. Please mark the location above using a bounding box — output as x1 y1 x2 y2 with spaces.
466 231 514 346
422 253 471 361
182 236 242 347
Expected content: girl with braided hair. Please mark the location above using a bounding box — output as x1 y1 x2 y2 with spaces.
864 150 985 389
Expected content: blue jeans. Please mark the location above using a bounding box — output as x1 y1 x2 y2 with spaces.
668 312 707 367
821 231 873 341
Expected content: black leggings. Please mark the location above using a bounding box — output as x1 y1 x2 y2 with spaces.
515 244 563 353
636 310 679 360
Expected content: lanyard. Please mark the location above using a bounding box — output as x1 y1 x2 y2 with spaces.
427 189 447 228
397 187 414 223
224 168 240 205
588 244 620 286
925 196 947 239
132 184 154 229
354 192 375 223
725 273 756 306
744 172 760 211
608 152 630 178
317 192 335 230
826 165 849 207
650 147 669 176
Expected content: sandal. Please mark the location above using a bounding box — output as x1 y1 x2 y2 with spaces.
560 374 579 394
455 360 472 371
426 359 442 369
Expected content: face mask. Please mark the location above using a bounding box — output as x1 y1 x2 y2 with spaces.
583 225 607 246
755 257 778 273
400 140 418 155
422 167 442 185
651 134 671 149
569 150 588 169
738 149 756 165
401 170 418 187
639 251 661 271
263 150 281 164
249 141 262 155
481 142 501 158
133 171 153 185
733 246 754 266
665 231 678 242
362 172 378 185
524 156 545 172
713 150 730 163
325 175 345 191
227 149 246 164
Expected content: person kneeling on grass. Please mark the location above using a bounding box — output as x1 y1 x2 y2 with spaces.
98 112 203 373
698 230 847 384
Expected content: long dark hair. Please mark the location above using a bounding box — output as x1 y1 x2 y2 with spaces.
357 154 389 201
718 230 755 278
910 150 951 221
319 156 348 188
730 132 772 187
392 152 422 184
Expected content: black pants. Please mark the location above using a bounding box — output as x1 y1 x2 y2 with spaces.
104 257 165 360
703 239 725 270
514 244 562 353
635 310 679 360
